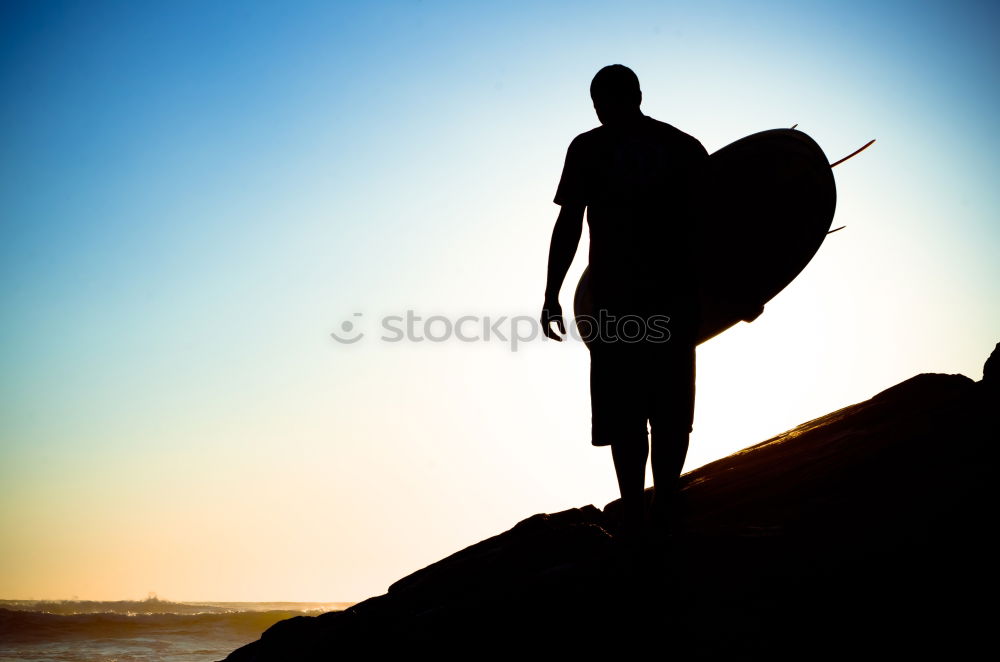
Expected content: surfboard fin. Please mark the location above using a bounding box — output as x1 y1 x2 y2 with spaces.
830 139 875 168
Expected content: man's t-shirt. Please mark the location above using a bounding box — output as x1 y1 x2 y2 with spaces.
554 115 708 327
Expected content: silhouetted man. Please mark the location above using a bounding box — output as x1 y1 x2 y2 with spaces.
541 65 708 555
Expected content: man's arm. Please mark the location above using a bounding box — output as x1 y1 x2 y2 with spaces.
541 203 585 341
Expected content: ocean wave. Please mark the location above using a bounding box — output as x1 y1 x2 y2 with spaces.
0 604 345 643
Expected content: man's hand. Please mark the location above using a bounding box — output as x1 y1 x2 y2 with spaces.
541 300 567 341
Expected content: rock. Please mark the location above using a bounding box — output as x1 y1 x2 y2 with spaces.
983 341 999 388
222 344 997 660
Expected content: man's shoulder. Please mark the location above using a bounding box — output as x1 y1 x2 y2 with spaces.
560 126 606 168
565 118 707 157
644 116 707 154
567 125 603 150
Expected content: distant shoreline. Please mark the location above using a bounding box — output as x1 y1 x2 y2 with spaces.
0 598 356 615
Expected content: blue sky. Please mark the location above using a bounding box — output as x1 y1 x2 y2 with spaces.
1 0 998 601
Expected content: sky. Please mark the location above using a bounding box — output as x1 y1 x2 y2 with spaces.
1 0 997 602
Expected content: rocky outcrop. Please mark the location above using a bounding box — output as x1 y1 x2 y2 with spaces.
224 344 997 659
983 342 998 387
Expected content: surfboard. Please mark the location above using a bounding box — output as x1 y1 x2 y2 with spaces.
573 128 837 346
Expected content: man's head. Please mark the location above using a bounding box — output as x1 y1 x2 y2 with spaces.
590 64 642 125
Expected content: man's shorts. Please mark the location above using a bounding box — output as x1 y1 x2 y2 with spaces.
588 338 696 447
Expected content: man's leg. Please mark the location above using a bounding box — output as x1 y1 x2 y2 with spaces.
649 341 696 529
650 429 689 527
592 341 648 543
611 435 649 545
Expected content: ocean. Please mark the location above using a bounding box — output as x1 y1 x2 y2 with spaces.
0 597 353 662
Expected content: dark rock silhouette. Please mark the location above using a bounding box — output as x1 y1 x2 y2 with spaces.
223 344 996 660
983 342 998 388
